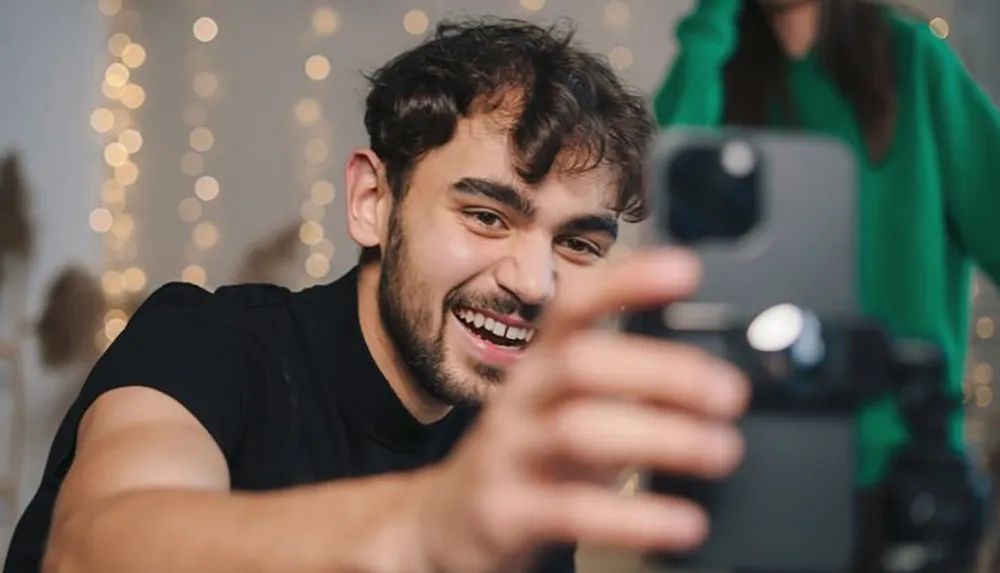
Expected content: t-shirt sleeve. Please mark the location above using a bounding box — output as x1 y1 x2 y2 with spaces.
69 282 264 460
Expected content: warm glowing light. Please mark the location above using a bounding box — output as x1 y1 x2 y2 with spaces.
974 362 994 385
104 309 128 323
295 97 322 125
189 127 215 152
977 317 995 339
181 264 207 286
305 138 330 164
98 0 122 17
300 200 325 222
181 152 205 176
89 208 114 233
305 253 330 278
104 142 129 167
119 129 143 154
104 316 127 340
178 197 203 222
314 238 336 259
101 270 124 296
929 17 950 39
403 10 430 35
605 1 630 26
101 180 126 204
193 17 219 43
121 43 147 68
193 222 220 248
90 108 115 133
299 221 324 245
114 161 140 185
121 266 148 292
520 0 544 11
105 63 130 88
310 180 336 205
108 33 132 57
195 176 220 201
193 72 219 98
608 45 633 71
183 103 207 127
102 81 124 100
305 55 331 81
111 214 135 239
312 7 340 36
120 84 146 109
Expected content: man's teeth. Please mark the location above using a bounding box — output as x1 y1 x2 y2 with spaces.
456 309 535 342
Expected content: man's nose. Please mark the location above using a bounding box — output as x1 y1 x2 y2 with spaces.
494 246 556 308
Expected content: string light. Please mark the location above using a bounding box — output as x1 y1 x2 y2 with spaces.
193 16 219 43
312 7 340 36
92 0 147 351
608 45 633 72
403 10 429 35
296 7 342 288
604 1 630 26
177 12 222 289
604 2 633 73
929 16 950 39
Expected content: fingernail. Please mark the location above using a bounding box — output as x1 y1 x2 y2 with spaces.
662 503 709 546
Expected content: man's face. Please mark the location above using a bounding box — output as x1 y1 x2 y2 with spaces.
378 115 620 407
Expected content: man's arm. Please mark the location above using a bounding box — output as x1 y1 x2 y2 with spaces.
44 386 433 573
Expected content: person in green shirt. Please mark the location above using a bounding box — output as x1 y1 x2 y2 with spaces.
655 0 1000 487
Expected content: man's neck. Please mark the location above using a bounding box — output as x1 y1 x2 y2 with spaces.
355 263 453 424
767 1 821 59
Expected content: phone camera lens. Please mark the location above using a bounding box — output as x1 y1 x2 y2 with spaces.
662 142 762 243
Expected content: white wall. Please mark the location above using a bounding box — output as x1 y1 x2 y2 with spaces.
0 0 106 549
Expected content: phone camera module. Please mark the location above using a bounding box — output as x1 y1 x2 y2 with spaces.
662 140 762 243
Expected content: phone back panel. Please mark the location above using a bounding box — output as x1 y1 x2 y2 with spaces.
635 128 861 572
641 128 859 324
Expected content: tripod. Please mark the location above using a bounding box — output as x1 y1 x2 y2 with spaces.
641 325 989 573
852 340 988 573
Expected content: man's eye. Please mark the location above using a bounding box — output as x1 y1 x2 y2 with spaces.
559 237 601 257
467 210 506 230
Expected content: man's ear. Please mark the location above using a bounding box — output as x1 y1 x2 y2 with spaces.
345 149 392 251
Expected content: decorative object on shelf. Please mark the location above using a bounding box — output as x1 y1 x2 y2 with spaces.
0 152 35 342
0 152 34 291
232 222 304 287
36 266 106 369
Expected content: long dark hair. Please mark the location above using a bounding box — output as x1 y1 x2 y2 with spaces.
723 0 897 163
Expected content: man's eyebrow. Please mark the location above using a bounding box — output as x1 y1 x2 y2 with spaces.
561 214 619 241
452 177 535 218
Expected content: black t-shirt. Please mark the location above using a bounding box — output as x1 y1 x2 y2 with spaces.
4 267 575 573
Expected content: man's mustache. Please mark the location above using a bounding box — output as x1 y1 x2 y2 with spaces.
446 290 542 324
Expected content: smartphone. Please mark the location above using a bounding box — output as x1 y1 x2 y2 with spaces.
625 128 882 572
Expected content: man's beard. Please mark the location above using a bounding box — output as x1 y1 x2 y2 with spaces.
376 207 514 407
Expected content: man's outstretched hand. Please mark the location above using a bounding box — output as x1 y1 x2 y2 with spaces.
416 248 750 573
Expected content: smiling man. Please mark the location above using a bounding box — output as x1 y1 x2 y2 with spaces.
6 17 750 573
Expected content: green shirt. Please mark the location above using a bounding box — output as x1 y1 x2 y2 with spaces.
655 0 1000 486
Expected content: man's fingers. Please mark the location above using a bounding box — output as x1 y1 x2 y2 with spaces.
511 332 749 419
538 248 701 342
538 398 744 479
522 484 709 551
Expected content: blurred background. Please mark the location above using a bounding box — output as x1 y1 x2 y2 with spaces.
0 0 997 568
